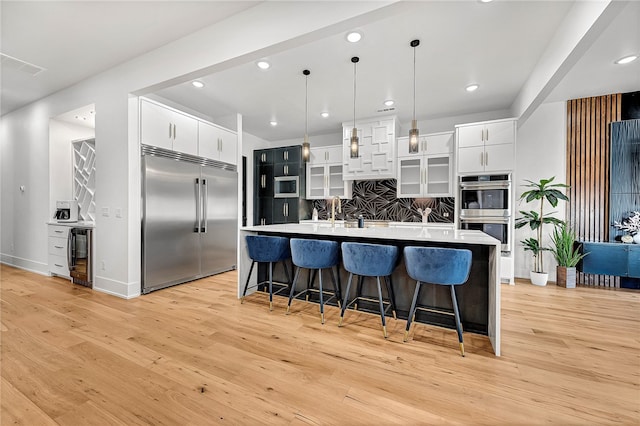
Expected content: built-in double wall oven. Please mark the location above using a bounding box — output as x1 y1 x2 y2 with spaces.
459 174 512 252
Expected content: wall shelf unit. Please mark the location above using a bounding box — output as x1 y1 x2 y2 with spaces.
73 138 96 221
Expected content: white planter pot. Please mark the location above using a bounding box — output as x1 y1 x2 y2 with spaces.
530 271 549 286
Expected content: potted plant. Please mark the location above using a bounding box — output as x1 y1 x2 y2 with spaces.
549 223 588 288
515 177 568 286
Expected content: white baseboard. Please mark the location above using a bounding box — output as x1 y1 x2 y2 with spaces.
1 254 49 276
93 275 141 299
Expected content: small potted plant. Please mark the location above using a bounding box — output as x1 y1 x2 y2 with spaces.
549 223 588 288
515 177 568 286
614 211 640 244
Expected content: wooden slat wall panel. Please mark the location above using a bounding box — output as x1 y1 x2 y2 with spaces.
567 94 621 287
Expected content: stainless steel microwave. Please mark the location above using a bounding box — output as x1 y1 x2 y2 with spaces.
274 176 299 198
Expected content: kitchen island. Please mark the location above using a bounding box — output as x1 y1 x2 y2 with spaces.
239 223 501 356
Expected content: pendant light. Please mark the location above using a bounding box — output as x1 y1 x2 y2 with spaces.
302 69 311 162
409 39 420 154
350 56 360 159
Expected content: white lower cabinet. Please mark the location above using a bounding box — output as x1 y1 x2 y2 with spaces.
48 225 69 278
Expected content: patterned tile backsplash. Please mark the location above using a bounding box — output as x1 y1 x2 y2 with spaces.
311 179 455 223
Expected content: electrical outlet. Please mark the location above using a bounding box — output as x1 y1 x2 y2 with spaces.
115 208 122 218
102 207 109 217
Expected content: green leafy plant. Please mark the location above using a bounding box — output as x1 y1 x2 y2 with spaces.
549 223 587 267
515 177 568 273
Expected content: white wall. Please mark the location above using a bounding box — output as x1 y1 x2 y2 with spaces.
514 101 567 282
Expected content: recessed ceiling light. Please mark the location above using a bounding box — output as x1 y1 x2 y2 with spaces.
615 55 638 65
191 81 205 88
257 60 271 70
346 31 362 43
384 99 395 107
269 120 278 126
466 84 479 92
321 112 329 118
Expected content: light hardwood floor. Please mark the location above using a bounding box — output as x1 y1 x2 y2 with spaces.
1 264 639 425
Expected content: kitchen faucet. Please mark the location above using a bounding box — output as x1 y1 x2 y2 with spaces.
331 196 341 228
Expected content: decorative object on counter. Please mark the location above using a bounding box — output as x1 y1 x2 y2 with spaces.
358 214 364 228
301 69 311 163
418 207 431 223
549 223 588 288
515 176 568 286
621 234 634 244
312 207 318 221
349 56 360 159
311 179 454 223
408 39 420 154
613 211 640 244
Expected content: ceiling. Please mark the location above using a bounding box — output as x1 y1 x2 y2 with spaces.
2 1 639 142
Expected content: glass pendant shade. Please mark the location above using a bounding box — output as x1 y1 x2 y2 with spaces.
350 127 359 158
302 135 310 162
409 120 419 153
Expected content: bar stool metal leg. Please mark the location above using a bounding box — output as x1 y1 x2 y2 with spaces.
384 276 397 319
318 269 325 323
450 285 465 357
268 261 274 311
404 281 422 342
338 272 355 326
329 267 341 308
375 276 387 338
241 260 256 303
286 266 302 314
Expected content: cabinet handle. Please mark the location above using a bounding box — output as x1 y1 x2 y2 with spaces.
486 128 489 141
54 230 64 233
169 123 172 138
54 245 64 249
485 152 489 166
54 263 64 268
261 153 265 162
261 174 266 189
173 124 177 140
480 152 484 166
325 151 328 161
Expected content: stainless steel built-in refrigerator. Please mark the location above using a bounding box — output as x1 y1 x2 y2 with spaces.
142 146 238 294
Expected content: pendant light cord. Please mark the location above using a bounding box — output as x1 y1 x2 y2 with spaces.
353 61 357 129
412 44 416 122
305 74 308 137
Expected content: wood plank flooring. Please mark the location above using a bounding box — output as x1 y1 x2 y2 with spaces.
1 264 639 425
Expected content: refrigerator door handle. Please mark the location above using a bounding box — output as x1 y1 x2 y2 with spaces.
201 178 208 233
195 178 201 232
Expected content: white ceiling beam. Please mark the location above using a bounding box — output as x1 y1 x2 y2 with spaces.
511 0 627 124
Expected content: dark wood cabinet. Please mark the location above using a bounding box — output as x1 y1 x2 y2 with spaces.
254 145 306 225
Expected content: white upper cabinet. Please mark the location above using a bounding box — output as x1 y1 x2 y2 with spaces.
140 98 237 165
140 98 197 154
342 116 398 180
198 121 237 165
456 118 516 174
397 131 454 197
306 145 352 199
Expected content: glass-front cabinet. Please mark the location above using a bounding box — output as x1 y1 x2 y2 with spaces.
396 131 454 198
306 146 352 200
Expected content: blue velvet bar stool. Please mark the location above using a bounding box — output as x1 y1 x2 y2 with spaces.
339 242 399 338
403 246 472 356
287 238 341 324
242 235 291 311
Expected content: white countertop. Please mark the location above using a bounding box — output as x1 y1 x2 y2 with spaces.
47 221 95 228
241 223 499 246
299 219 455 228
